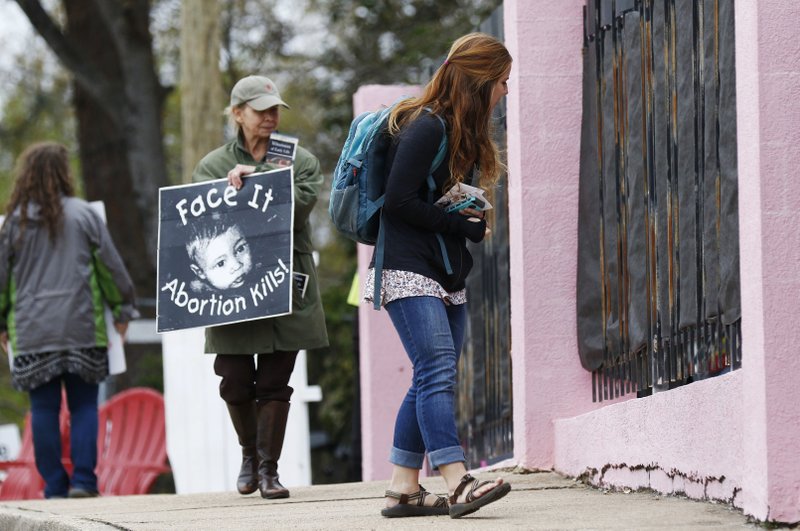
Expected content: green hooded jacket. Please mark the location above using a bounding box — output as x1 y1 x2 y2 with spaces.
192 135 328 354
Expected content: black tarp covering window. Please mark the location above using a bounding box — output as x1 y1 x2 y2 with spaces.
577 0 742 400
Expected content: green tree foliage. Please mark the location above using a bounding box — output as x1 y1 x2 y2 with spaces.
302 0 501 165
219 0 294 82
311 0 499 82
0 51 77 202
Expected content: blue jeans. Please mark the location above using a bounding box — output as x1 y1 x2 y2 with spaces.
29 374 99 498
385 296 467 470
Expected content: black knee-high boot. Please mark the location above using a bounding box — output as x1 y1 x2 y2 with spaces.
256 400 290 499
226 401 258 495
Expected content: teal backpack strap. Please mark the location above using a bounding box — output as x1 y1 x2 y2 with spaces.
430 124 447 169
373 214 386 310
427 115 453 275
427 173 453 275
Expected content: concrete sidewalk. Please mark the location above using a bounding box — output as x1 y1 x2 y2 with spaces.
0 470 756 530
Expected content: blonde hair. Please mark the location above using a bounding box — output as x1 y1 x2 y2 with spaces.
224 104 243 135
388 32 512 191
5 142 75 243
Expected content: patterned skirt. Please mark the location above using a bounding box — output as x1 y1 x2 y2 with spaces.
12 347 109 392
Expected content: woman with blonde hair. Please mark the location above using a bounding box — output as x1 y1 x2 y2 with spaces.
0 142 138 498
366 32 513 518
195 75 328 499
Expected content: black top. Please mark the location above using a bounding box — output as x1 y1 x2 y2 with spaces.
372 113 487 292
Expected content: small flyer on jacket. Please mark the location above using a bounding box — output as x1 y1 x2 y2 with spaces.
156 167 295 333
292 272 309 299
265 133 298 167
435 182 494 213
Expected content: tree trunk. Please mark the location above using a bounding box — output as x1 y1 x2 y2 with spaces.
63 0 162 302
180 0 225 183
72 84 156 299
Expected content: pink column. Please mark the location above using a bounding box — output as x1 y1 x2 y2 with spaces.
736 0 800 523
353 85 423 481
503 0 610 470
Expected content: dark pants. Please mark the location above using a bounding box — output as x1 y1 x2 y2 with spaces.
213 351 299 405
29 374 99 498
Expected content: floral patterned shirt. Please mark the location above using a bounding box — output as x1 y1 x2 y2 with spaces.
363 268 467 307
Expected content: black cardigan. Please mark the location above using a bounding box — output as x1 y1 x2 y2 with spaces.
370 113 487 292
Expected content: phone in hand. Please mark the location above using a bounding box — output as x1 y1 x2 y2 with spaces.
445 195 486 213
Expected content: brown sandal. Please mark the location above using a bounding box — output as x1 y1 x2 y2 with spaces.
381 485 449 517
448 474 511 519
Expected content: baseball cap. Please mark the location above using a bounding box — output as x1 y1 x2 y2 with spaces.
230 75 290 110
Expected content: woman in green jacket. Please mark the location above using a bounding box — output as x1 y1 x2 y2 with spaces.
192 75 328 499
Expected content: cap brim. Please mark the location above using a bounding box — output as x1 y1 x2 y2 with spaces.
247 94 290 111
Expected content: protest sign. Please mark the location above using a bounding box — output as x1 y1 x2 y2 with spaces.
156 167 294 333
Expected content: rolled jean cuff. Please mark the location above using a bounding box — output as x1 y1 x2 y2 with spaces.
389 447 426 469
428 445 466 470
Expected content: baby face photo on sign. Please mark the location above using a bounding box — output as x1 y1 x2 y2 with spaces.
156 168 294 333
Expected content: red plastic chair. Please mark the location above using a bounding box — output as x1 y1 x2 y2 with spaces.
96 387 170 495
0 396 71 500
0 387 170 499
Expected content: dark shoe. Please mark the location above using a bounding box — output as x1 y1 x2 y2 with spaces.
237 446 258 495
381 485 449 517
226 401 259 495
259 473 289 499
448 474 511 519
256 401 290 499
68 487 100 498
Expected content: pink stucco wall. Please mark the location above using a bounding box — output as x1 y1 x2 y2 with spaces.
504 0 612 471
353 85 424 481
735 0 800 523
520 0 800 523
554 371 744 505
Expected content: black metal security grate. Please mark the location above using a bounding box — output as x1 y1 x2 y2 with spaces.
577 0 742 401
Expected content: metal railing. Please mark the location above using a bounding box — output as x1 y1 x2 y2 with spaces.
455 6 514 467
577 0 742 401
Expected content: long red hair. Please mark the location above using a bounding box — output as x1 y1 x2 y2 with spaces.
388 32 512 191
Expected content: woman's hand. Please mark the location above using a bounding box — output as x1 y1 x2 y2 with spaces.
460 207 484 219
227 164 257 190
114 322 129 342
460 207 491 237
